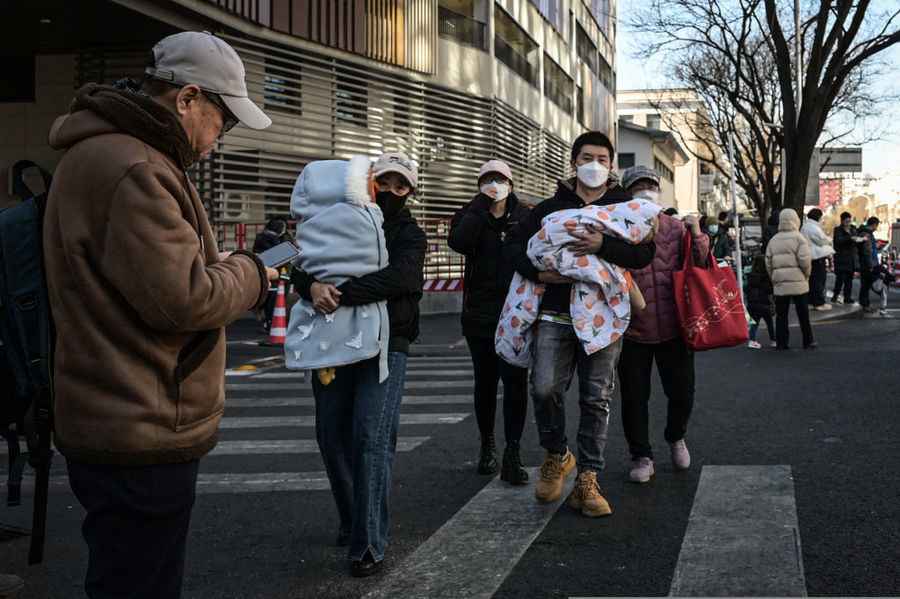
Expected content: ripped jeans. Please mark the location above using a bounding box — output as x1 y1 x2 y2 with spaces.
530 320 623 473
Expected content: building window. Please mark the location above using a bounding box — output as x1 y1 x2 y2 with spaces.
576 24 598 74
529 0 565 35
264 64 302 116
619 153 636 170
577 86 586 126
620 114 634 122
335 66 367 127
494 5 540 87
655 157 675 182
543 54 574 114
647 113 662 130
598 52 615 94
438 3 487 50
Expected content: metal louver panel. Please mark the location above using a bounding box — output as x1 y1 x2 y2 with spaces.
76 33 573 280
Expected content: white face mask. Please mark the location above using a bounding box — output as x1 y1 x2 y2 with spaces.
576 161 610 189
481 182 510 203
632 189 660 203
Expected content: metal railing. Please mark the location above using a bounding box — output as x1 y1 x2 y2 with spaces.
438 6 487 50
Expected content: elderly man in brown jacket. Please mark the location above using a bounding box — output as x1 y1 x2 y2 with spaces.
43 32 275 598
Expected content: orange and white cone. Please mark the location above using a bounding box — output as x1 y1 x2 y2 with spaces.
268 279 287 346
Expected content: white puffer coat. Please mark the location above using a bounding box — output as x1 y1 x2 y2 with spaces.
766 209 812 296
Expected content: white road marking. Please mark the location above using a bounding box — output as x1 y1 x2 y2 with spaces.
219 413 470 429
365 467 574 599
252 369 473 380
225 395 484 408
667 465 806 597
226 381 474 392
209 437 429 455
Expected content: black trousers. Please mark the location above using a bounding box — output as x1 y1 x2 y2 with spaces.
617 337 695 460
465 336 528 444
775 294 813 349
832 270 854 304
67 459 200 599
809 258 828 306
859 270 874 308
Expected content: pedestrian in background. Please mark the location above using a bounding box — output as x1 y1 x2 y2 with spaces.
801 208 835 311
746 255 776 349
766 208 815 350
616 166 708 484
712 211 733 261
43 32 275 598
292 152 426 577
831 212 857 305
506 131 656 517
856 216 881 313
448 159 530 485
253 218 291 332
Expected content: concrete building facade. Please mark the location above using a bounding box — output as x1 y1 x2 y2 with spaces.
617 88 730 216
2 0 617 293
616 118 688 209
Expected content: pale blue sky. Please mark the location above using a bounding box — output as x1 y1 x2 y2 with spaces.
615 4 900 177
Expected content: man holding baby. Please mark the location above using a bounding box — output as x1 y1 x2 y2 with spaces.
504 132 656 517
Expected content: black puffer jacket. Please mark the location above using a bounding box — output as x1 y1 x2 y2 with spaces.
293 206 426 354
504 179 656 315
832 225 857 273
745 271 775 316
448 193 530 338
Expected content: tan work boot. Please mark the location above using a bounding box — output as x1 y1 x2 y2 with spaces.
568 470 613 517
534 449 576 503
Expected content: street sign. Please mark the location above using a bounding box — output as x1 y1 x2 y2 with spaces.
817 147 863 173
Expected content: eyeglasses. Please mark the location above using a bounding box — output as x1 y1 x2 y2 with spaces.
203 91 239 133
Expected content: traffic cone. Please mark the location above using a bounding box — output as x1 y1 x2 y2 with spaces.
268 279 287 346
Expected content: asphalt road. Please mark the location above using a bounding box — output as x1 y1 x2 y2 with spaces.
2 303 899 598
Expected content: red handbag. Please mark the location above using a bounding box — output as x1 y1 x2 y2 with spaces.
673 231 748 351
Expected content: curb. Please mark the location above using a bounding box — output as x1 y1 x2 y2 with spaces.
810 305 862 324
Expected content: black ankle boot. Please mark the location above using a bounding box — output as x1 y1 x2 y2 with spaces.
477 435 498 475
500 442 529 485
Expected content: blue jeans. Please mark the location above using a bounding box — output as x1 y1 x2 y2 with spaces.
530 320 622 473
312 352 408 562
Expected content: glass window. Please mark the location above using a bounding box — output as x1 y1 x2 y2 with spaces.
618 153 636 169
264 64 302 116
543 54 574 114
576 24 599 74
494 6 539 87
439 2 487 50
647 113 662 130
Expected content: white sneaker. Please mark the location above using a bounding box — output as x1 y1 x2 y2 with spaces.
748 341 762 349
769 341 778 348
670 440 691 471
628 457 655 483
833 297 844 305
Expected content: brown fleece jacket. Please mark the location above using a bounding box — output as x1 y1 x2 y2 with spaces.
44 84 269 464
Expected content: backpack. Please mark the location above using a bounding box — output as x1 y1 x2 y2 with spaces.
0 195 54 565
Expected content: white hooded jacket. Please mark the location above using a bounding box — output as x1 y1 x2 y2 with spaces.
801 218 835 261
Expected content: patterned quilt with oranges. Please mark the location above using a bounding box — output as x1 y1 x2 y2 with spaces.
495 199 661 367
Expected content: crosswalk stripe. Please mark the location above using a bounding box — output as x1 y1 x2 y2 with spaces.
226 381 474 392
210 437 429 455
668 465 806 597
219 413 470 429
31 472 334 493
225 395 482 408
364 468 575 599
252 369 473 380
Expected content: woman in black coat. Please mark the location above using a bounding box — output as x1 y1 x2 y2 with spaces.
448 160 530 485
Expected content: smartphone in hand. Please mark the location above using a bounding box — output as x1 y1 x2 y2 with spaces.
258 241 300 269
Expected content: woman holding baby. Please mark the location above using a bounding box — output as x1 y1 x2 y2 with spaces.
616 166 709 485
288 153 426 577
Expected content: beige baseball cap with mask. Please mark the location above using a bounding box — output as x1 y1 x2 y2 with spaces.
145 31 271 130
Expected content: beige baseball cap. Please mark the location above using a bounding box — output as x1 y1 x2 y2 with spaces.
372 152 418 188
146 31 271 130
478 159 513 182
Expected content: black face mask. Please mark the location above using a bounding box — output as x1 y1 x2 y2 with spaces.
376 191 407 220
